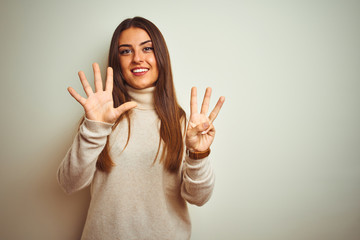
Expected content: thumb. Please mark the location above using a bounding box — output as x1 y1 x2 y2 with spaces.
187 121 210 137
115 101 137 116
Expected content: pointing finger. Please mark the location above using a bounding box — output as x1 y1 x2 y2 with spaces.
190 87 198 115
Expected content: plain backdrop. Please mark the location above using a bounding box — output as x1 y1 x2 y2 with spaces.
1 0 359 239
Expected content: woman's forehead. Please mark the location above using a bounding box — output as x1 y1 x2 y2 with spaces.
118 27 151 45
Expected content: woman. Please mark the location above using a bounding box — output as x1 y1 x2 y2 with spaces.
57 16 225 240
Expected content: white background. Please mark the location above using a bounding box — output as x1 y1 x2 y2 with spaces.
0 0 359 239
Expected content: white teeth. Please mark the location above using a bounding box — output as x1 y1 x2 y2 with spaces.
133 68 148 73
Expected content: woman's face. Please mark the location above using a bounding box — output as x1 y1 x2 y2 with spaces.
118 27 159 89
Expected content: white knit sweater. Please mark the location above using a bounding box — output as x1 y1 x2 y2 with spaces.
57 86 215 240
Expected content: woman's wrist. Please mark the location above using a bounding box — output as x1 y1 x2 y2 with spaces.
186 148 211 160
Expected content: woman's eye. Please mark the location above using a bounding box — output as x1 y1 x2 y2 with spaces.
119 49 132 55
143 47 154 52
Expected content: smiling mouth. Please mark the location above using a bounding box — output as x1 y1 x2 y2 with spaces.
132 68 149 73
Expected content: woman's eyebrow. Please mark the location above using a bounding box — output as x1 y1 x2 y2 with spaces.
118 44 131 48
140 40 152 46
118 40 152 48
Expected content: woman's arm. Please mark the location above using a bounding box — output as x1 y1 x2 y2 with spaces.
181 155 215 206
181 87 224 205
57 118 112 194
57 63 136 194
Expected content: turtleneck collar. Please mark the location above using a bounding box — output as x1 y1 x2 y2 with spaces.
126 84 155 110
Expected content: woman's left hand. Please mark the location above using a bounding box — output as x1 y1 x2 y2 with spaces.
185 87 225 152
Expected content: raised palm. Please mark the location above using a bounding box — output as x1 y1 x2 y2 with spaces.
68 63 137 124
186 87 225 152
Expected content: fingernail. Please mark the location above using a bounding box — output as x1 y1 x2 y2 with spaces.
203 122 209 129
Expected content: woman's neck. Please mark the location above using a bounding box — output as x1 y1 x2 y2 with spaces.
126 85 155 110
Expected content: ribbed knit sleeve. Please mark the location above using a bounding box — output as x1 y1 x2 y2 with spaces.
180 155 215 206
57 118 113 194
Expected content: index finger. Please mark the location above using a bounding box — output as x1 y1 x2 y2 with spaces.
208 96 225 123
190 87 198 115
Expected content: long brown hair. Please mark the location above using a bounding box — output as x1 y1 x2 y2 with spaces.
96 17 186 173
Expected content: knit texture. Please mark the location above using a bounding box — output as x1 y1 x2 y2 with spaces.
57 85 215 240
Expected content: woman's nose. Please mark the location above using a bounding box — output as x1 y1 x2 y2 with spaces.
132 50 144 63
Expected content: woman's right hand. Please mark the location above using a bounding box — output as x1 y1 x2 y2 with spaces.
67 63 137 124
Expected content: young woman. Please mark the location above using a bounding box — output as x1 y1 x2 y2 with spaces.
57 16 225 240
